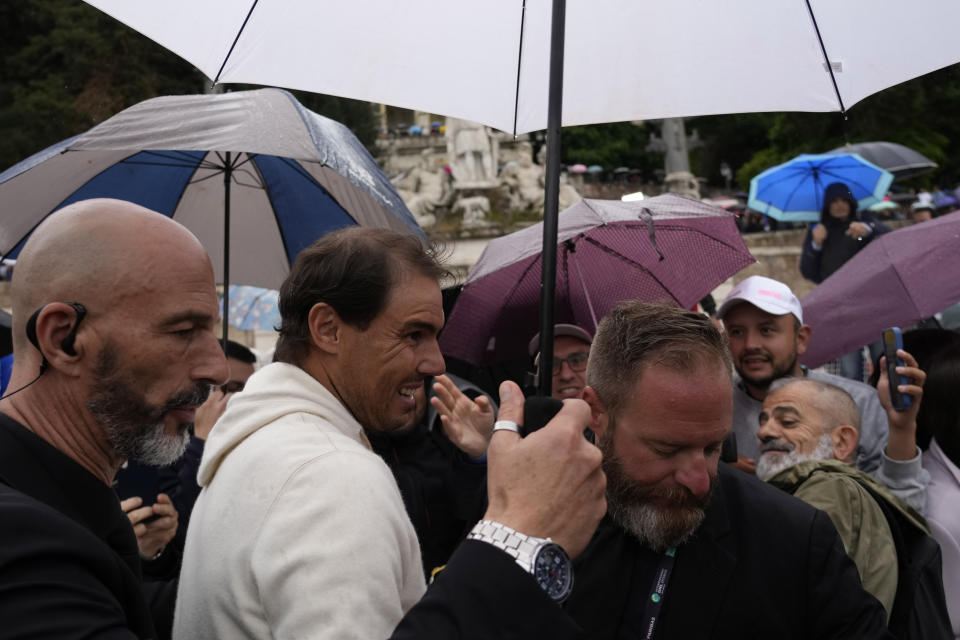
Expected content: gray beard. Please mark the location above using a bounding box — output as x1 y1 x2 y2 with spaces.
601 435 714 552
756 433 835 481
87 345 205 466
109 420 191 467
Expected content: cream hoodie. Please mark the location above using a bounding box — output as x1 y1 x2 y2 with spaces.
173 363 425 640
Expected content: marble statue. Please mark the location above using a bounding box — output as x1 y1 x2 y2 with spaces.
446 117 497 187
501 142 581 215
392 150 451 228
454 195 492 230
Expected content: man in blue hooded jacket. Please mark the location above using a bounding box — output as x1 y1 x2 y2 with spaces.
800 182 890 380
800 181 890 284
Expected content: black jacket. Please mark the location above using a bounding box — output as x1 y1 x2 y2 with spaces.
0 413 161 639
566 464 892 639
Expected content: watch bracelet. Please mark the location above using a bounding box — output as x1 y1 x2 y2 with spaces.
467 519 548 573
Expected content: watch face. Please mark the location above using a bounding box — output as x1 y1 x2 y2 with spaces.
533 543 574 602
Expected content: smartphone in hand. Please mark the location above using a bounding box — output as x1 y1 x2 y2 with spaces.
882 327 910 411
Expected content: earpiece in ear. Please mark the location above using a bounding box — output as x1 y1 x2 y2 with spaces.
60 334 78 356
59 302 87 356
24 301 86 359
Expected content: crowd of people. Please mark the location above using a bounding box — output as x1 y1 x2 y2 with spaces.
0 195 957 639
735 186 959 236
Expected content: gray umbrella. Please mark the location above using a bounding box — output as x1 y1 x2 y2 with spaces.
828 141 937 180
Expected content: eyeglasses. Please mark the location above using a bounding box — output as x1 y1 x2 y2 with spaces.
551 351 589 375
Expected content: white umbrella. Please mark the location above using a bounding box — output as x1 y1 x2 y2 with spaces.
80 0 960 393
82 0 960 134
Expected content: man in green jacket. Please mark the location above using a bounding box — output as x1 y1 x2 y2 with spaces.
756 364 927 618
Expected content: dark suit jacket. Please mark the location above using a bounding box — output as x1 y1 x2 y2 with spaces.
566 464 892 639
392 539 584 639
0 413 157 639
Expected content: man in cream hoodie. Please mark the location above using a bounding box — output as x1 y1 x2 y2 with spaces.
174 228 444 639
174 228 606 639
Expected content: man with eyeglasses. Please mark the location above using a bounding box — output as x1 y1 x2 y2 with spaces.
528 324 593 400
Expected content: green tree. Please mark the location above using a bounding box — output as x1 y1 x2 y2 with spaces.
0 0 379 170
0 0 203 169
724 63 960 190
560 121 660 179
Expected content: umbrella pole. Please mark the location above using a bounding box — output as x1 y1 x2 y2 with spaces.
222 152 232 353
537 0 566 398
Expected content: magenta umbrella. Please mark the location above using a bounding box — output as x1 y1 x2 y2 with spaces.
800 210 960 368
440 195 755 366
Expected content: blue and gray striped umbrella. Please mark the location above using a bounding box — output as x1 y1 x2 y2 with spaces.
0 88 423 339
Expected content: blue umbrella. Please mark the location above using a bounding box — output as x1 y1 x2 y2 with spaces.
748 153 894 222
220 285 281 332
0 88 423 343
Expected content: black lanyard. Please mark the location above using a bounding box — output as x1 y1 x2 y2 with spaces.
641 547 677 640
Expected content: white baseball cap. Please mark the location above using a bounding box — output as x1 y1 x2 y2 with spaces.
717 275 803 323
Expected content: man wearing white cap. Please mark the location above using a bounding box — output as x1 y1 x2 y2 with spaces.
528 324 593 400
718 275 928 511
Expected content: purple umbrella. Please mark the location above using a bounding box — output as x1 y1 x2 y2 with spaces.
800 210 960 368
440 195 755 366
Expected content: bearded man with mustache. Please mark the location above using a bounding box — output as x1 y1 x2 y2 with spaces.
563 301 890 639
755 376 945 634
0 199 229 639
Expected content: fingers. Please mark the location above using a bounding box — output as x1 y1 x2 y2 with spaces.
897 349 921 375
126 504 155 526
845 223 866 238
120 496 143 514
474 395 493 415
896 351 925 401
488 381 524 447
431 374 459 407
194 389 231 440
495 380 523 422
151 497 178 520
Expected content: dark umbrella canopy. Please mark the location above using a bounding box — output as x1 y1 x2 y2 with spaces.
439 195 755 366
828 141 938 181
800 211 960 368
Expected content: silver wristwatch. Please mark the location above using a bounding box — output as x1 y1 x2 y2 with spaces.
468 519 574 602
